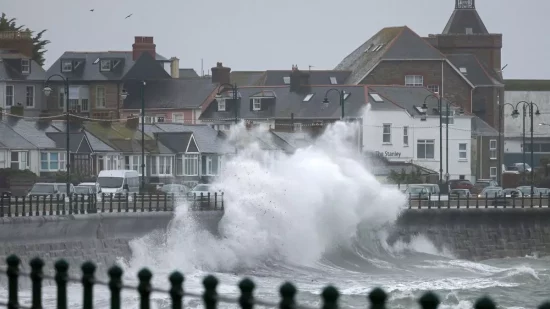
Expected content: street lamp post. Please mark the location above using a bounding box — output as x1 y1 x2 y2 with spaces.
322 89 346 120
43 75 70 195
511 101 540 194
500 103 515 182
140 81 146 192
214 83 239 125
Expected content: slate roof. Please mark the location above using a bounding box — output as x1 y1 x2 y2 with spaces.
199 85 368 122
48 122 115 152
271 131 313 152
46 50 168 81
45 132 87 152
154 132 193 153
230 71 264 86
178 68 199 79
256 70 352 86
82 122 153 152
442 8 489 34
335 26 445 84
1 120 60 149
0 121 36 150
471 116 498 137
123 78 216 109
446 54 502 86
142 124 233 154
366 86 458 117
0 51 46 81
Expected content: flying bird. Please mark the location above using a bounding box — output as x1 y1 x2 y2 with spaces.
125 14 133 19
90 9 94 12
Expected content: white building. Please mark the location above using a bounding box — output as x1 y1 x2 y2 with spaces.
361 86 473 181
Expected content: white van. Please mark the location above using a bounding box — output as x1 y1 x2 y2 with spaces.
97 170 140 195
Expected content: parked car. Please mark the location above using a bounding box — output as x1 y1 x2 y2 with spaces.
478 187 507 206
516 186 539 197
161 184 188 195
448 179 473 191
450 189 471 198
404 185 429 199
509 163 532 173
472 179 499 195
78 182 102 201
74 186 94 200
27 183 75 197
537 188 550 196
502 188 521 198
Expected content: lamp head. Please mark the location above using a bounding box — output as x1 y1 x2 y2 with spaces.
43 86 52 97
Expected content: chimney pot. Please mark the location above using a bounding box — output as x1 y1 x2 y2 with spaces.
211 62 231 85
170 57 180 78
132 36 156 61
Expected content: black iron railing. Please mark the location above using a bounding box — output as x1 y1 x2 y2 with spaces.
407 192 550 209
0 255 540 309
0 192 224 217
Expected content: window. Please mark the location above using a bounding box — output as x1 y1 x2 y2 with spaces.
5 85 14 106
152 156 172 175
25 86 35 107
96 86 105 108
458 143 467 160
61 61 72 72
21 59 30 74
59 89 65 108
403 126 409 146
218 99 226 111
382 124 391 144
81 99 89 112
156 115 165 123
465 27 473 34
370 93 383 102
489 139 497 159
442 109 454 125
330 77 337 84
490 167 497 180
176 155 183 176
124 155 142 174
172 113 184 123
293 123 302 132
206 156 220 176
10 151 28 170
100 60 111 71
427 85 439 93
283 77 290 84
184 154 199 176
459 67 467 74
303 94 314 102
417 140 435 159
40 152 66 171
252 98 262 111
69 99 79 111
405 75 424 87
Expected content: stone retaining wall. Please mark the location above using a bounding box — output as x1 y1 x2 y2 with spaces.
392 208 550 260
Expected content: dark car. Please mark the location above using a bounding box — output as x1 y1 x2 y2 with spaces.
448 179 473 191
472 179 499 195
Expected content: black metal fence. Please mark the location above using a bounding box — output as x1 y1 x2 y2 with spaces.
0 255 542 309
0 192 224 217
408 193 550 209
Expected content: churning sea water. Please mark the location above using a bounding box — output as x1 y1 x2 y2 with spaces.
3 117 549 309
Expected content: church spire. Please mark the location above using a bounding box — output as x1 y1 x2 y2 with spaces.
456 0 475 9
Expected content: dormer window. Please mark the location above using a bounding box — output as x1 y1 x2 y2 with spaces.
330 77 337 85
303 94 314 102
100 60 111 72
459 67 467 74
61 60 72 72
218 98 226 111
283 77 290 84
252 98 262 111
21 59 30 74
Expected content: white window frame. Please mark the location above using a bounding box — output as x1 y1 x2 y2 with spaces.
293 123 302 132
81 98 89 112
25 85 35 108
490 167 497 180
218 99 226 111
10 151 28 170
403 126 409 147
417 139 435 159
184 154 199 176
465 27 473 34
172 113 184 123
40 152 66 171
151 156 172 176
458 143 467 160
5 85 14 107
96 86 106 108
61 61 72 72
489 139 497 160
329 77 337 84
283 76 290 84
382 124 391 144
206 155 221 176
100 60 111 72
427 85 439 94
124 155 143 175
21 59 30 74
252 98 262 111
405 75 424 87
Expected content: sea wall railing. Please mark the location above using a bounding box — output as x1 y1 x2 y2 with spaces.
0 255 541 309
408 193 550 209
0 192 224 217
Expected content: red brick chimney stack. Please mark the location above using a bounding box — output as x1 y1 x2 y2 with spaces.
211 62 231 85
132 36 156 61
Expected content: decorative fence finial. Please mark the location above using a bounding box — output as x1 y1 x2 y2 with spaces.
321 286 339 309
203 275 219 309
239 278 255 309
368 287 387 309
169 271 185 309
279 282 297 309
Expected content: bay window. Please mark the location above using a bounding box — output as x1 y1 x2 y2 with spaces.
124 155 144 175
151 156 173 176
203 155 221 176
40 152 66 171
184 154 199 176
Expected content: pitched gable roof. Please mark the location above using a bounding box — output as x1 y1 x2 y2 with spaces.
443 8 489 34
122 52 171 81
257 70 352 86
381 27 446 60
154 132 193 153
0 51 46 81
446 54 503 86
230 71 264 86
46 132 92 153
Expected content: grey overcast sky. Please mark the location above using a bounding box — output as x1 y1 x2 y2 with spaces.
3 0 548 79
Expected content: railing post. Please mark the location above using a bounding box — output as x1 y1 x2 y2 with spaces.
279 282 296 309
169 272 185 309
238 278 255 309
109 193 113 212
22 196 26 216
321 286 339 309
138 268 153 309
221 192 224 211
418 292 440 309
117 193 122 212
14 196 18 217
108 266 123 309
125 193 129 212
203 275 218 309
49 195 53 215
133 193 137 212
156 193 160 211
55 260 69 309
29 196 33 216
368 288 387 309
101 193 105 212
81 194 86 214
6 255 20 309
148 193 152 212
81 262 96 309
171 193 175 211
474 297 496 309
0 194 4 217
30 257 45 309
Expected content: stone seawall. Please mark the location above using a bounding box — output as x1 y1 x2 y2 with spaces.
393 208 550 260
0 211 223 275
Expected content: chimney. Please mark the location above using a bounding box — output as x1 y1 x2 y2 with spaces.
170 57 180 78
0 31 33 58
211 62 231 85
132 36 156 61
289 65 310 93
